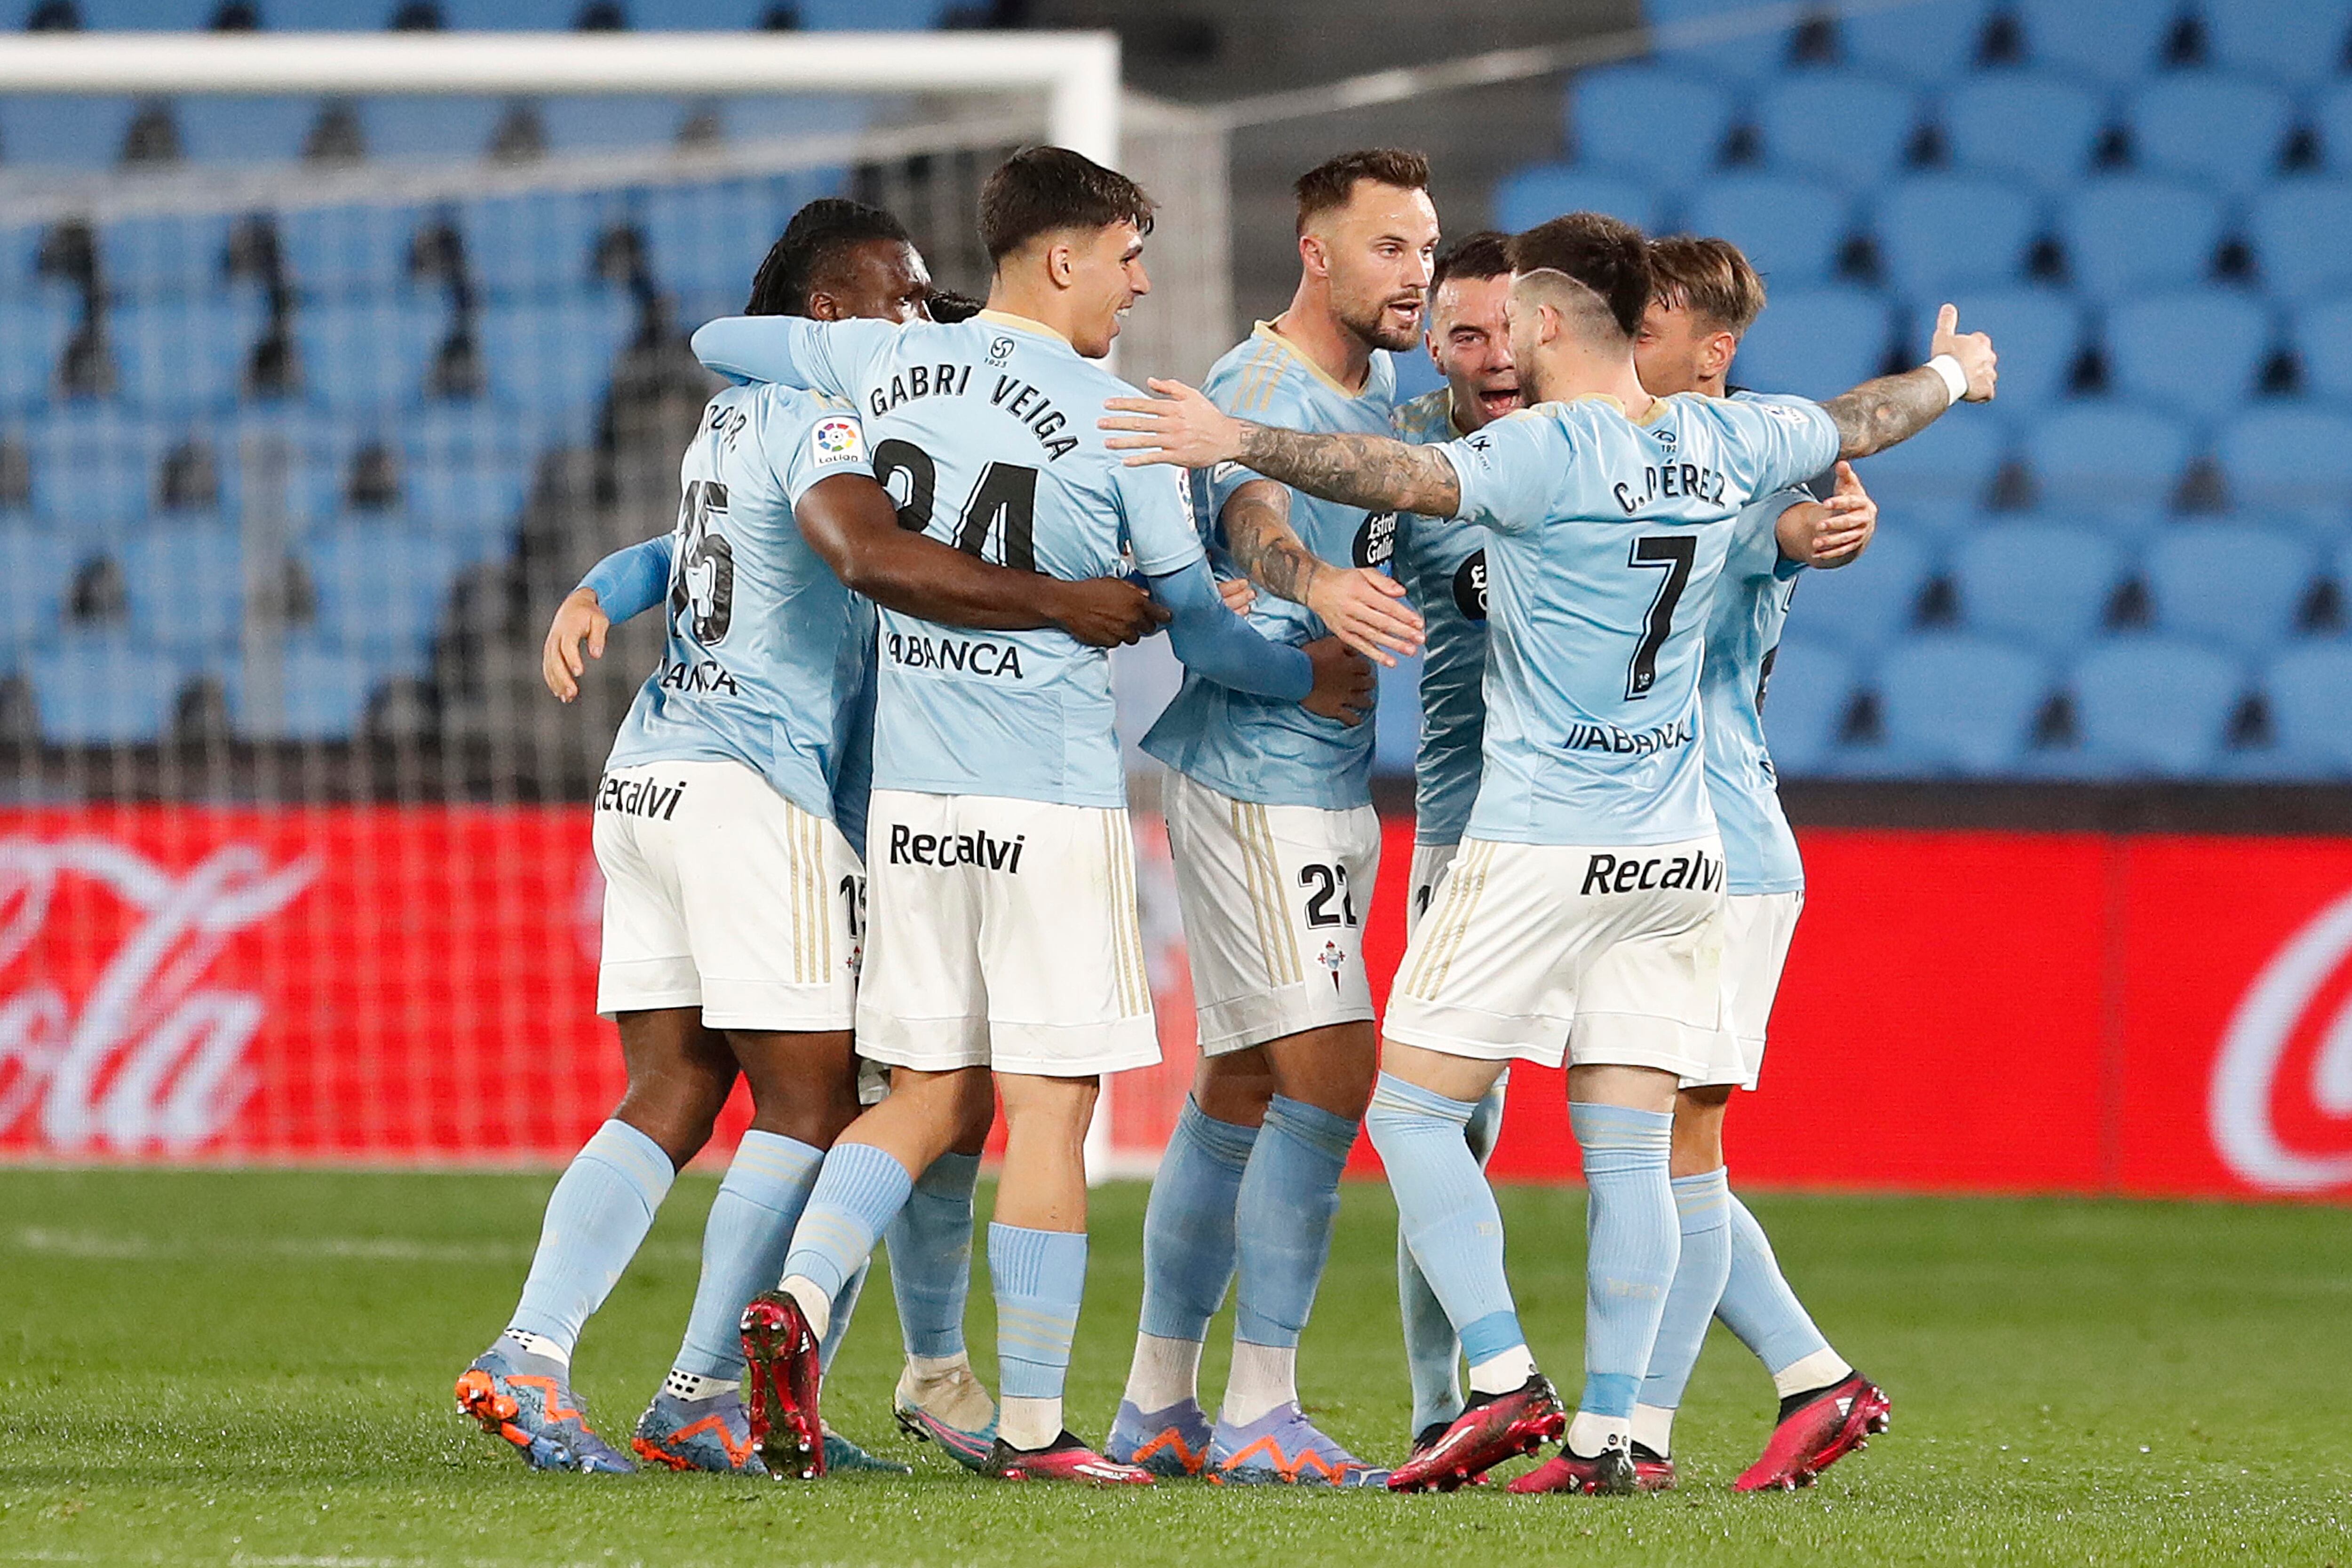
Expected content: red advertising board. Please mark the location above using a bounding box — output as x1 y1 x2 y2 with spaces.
5 805 2352 1202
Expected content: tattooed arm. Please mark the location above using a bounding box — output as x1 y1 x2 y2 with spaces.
1823 302 1998 459
1230 424 1464 519
1218 478 1424 665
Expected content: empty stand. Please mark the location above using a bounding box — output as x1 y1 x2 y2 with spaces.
2068 639 2247 776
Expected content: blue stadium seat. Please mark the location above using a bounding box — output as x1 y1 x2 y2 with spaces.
1936 291 2082 412
117 524 245 657
454 192 618 298
474 295 631 431
2216 406 2352 512
0 97 142 170
273 0 406 22
1644 0 1796 79
300 523 458 672
294 298 445 412
402 459 532 566
1837 0 1993 82
102 213 238 297
1492 167 1670 236
538 96 695 153
1949 522 2122 655
106 293 269 411
1782 528 1934 649
2314 84 2352 174
707 98 867 145
437 0 588 26
1565 64 1734 183
0 525 78 649
1684 175 1848 288
629 0 771 24
1875 633 2049 774
2208 0 2352 87
1754 634 1856 775
399 401 540 473
29 634 185 745
797 0 951 25
217 638 387 742
1840 414 2005 527
2265 644 2352 772
2250 181 2352 301
27 408 160 530
2104 291 2275 420
0 222 43 294
635 181 782 298
2144 524 2319 654
1870 175 2040 298
279 204 426 298
2068 639 2246 776
0 298 73 410
1941 72 2106 189
1729 287 1890 399
2057 177 2225 299
77 0 215 22
1755 72 1922 187
175 97 323 164
2022 403 2194 515
225 406 362 524
2127 75 2295 194
2013 0 2179 84
2290 296 2352 401
353 96 507 162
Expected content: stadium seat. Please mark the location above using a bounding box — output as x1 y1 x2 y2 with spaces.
473 295 632 431
2013 0 2179 84
2021 403 2194 515
106 293 269 411
28 633 186 745
101 213 239 297
1682 175 1848 289
1729 287 1891 400
76 0 215 23
453 192 617 298
2056 178 2226 299
2127 76 2295 194
352 95 507 162
2143 524 2319 654
27 409 160 530
706 98 868 147
2289 296 2352 401
1874 633 2048 775
1753 634 1855 776
225 405 363 523
174 97 324 164
2068 639 2246 776
1870 174 2040 298
436 0 588 27
1941 72 2107 189
2314 83 2352 175
635 181 783 298
2207 0 2352 87
279 204 427 298
1948 522 2122 655
0 524 79 648
300 523 459 671
1839 413 2005 526
1492 166 1669 237
402 459 532 566
2265 643 2352 771
1754 72 1922 187
0 97 143 170
1935 291 2082 412
1781 528 1935 649
216 637 388 742
2250 180 2352 301
2215 406 2352 513
294 297 446 412
398 401 541 474
537 96 697 154
625 0 771 24
2104 292 2276 420
1643 0 1794 81
1837 0 1994 82
796 0 950 26
1565 64 1734 183
117 524 246 657
0 298 74 410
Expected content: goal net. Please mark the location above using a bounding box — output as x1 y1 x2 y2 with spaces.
0 31 1230 1176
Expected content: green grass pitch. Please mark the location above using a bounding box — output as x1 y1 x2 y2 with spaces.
2 1167 2349 1567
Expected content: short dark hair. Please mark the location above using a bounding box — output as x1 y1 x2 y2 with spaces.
1430 230 1511 293
1647 235 1766 338
1293 147 1431 234
1507 212 1652 339
745 198 911 317
978 145 1156 263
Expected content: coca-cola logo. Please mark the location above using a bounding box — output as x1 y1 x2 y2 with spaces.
0 837 316 1155
2209 887 2352 1193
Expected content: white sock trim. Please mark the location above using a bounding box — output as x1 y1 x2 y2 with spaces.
1218 1340 1297 1428
1467 1346 1536 1397
999 1394 1062 1451
1630 1402 1674 1457
907 1351 972 1384
1772 1346 1852 1401
501 1329 570 1367
781 1275 832 1345
663 1369 733 1402
1565 1410 1629 1460
1123 1332 1204 1413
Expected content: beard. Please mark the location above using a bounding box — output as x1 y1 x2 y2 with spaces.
1339 291 1423 353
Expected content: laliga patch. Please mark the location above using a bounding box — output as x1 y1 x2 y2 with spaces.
811 416 866 464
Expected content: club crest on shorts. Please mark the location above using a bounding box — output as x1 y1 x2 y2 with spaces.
1319 939 1347 990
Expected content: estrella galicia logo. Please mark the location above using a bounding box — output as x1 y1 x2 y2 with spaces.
1353 511 1398 569
987 336 1017 366
1451 548 1488 622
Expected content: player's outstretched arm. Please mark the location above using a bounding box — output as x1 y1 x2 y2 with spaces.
1150 558 1372 725
1223 479 1424 668
546 534 677 702
795 472 1169 647
1821 303 1997 459
1102 379 1462 519
1773 462 1876 571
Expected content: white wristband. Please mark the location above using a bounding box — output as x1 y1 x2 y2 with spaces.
1926 353 1968 406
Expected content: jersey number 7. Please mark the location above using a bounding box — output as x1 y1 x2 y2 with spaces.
1625 534 1696 701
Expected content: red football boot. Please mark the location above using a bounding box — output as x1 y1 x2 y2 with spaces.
1629 1441 1677 1492
1388 1374 1566 1493
990 1430 1156 1484
739 1290 824 1480
1505 1440 1639 1496
1733 1372 1891 1493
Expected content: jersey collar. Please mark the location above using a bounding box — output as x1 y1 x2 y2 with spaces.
1555 391 1673 427
1251 319 1377 400
976 309 1074 349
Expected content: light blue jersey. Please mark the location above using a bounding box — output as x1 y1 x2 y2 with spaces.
1391 387 1490 847
1439 391 1839 847
604 381 877 834
1701 487 1810 895
692 311 1216 809
1140 323 1400 810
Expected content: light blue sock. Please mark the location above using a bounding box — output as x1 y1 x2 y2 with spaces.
988 1223 1088 1400
1394 1077 1509 1432
782 1141 914 1305
885 1151 980 1359
1637 1167 1733 1416
1572 1102 1678 1422
672 1130 823 1379
1367 1073 1527 1389
509 1118 676 1354
820 1261 868 1374
1232 1094 1356 1350
1136 1098 1258 1343
1716 1190 1833 1378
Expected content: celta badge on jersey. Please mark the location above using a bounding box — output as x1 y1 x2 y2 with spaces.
811 417 866 464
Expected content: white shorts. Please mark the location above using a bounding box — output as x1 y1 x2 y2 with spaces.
1385 836 1729 1078
594 759 862 1032
1161 768 1383 1056
853 789 1161 1079
1683 890 1804 1092
1406 839 1461 942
